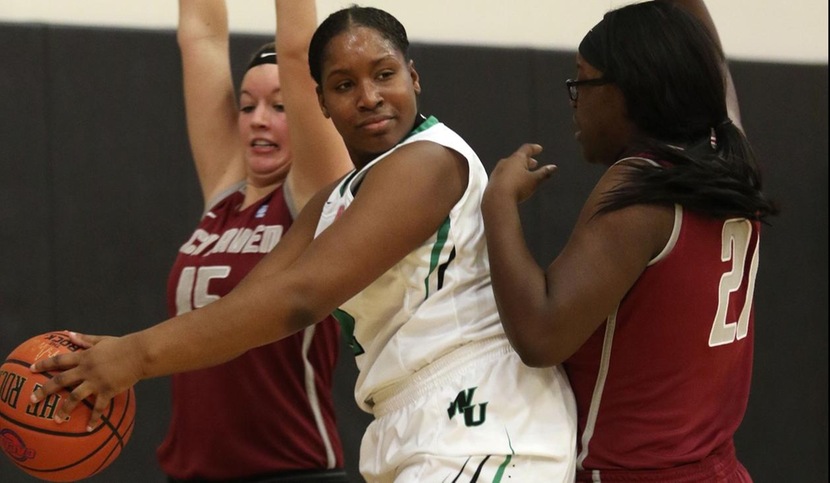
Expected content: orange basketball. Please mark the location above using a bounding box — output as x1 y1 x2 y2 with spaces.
0 331 136 482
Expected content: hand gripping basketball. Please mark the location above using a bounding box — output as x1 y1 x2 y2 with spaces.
30 332 143 432
0 331 136 481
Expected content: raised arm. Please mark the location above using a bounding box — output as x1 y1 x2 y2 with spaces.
667 0 742 127
277 0 352 212
178 0 244 206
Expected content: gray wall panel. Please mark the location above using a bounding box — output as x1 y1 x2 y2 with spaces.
0 25 53 353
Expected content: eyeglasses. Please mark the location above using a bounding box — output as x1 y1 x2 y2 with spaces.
565 77 612 102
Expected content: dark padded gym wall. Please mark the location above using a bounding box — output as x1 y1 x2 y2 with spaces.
0 24 827 482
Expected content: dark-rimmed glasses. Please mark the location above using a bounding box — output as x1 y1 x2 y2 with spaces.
565 78 612 102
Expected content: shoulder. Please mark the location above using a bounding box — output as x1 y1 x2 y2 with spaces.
408 120 475 156
580 164 675 260
204 181 245 214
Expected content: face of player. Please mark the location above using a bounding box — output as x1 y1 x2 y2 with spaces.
316 25 421 168
570 53 637 166
238 63 292 185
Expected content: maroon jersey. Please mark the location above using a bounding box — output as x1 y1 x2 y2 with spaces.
158 186 343 480
566 206 759 482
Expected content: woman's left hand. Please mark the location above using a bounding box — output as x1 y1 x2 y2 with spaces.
485 143 557 204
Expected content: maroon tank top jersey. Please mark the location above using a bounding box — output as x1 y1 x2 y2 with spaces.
566 206 760 481
158 187 343 479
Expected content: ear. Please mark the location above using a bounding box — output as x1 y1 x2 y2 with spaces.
316 85 330 118
408 59 421 95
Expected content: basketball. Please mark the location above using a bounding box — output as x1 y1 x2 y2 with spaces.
0 331 136 482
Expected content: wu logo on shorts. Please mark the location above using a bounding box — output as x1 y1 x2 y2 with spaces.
447 387 488 427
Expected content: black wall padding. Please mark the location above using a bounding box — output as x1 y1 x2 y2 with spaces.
0 23 826 483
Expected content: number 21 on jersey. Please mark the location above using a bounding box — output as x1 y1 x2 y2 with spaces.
709 219 759 347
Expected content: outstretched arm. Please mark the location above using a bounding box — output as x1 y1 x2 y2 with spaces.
31 140 467 431
668 0 742 127
277 0 352 213
178 0 244 206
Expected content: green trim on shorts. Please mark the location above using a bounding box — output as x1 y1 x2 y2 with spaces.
492 454 512 482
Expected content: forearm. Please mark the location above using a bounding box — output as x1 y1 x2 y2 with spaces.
134 275 318 379
277 0 352 210
134 194 333 379
275 0 316 62
177 0 242 204
178 0 228 45
665 0 742 124
666 0 719 44
481 191 556 366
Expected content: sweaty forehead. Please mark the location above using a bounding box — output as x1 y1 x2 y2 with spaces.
322 26 400 67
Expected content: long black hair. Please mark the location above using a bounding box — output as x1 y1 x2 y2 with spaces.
308 5 410 85
588 1 777 221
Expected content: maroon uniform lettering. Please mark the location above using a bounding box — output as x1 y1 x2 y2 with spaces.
158 187 343 479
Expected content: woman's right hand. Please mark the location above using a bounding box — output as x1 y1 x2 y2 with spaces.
29 333 146 432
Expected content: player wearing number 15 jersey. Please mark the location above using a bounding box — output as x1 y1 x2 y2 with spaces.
161 185 344 477
156 1 350 479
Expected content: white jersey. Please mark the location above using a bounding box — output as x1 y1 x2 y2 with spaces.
314 116 503 413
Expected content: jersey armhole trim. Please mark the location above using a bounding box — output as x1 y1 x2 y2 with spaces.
203 180 246 216
649 204 682 266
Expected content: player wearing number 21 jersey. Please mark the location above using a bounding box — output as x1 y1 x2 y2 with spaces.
565 161 760 478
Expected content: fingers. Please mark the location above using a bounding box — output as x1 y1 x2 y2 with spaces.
515 142 543 158
535 163 558 179
510 143 556 179
51 382 111 431
52 382 93 424
30 351 80 373
88 394 113 432
29 371 112 431
30 352 82 406
68 331 105 349
509 143 542 169
29 361 82 404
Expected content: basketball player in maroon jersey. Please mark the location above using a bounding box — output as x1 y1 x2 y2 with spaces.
159 1 350 481
481 1 777 481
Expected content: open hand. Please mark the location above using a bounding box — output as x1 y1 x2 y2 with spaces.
29 333 144 432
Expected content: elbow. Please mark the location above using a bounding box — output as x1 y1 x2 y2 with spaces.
518 353 555 369
502 316 573 368
276 47 308 65
505 333 568 368
281 281 337 335
176 31 191 50
514 345 567 369
283 292 323 335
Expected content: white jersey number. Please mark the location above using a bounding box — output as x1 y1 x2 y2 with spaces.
708 219 759 347
175 266 231 315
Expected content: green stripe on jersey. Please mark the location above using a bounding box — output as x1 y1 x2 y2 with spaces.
424 216 451 299
407 115 438 139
